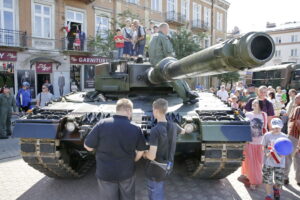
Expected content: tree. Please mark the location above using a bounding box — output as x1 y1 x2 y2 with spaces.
170 28 206 88
88 30 115 57
116 10 141 28
171 28 206 59
216 72 240 89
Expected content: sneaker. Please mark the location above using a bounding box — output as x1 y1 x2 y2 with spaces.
265 196 272 200
284 179 289 185
273 186 280 200
237 175 250 187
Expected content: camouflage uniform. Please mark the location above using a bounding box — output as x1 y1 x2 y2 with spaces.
0 93 17 137
149 31 174 66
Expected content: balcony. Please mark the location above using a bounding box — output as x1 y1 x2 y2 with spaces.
61 37 94 54
191 20 208 31
165 11 186 26
0 29 27 49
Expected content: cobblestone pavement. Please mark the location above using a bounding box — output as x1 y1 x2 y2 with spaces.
0 138 299 200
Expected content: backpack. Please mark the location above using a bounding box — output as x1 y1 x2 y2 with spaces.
145 122 176 181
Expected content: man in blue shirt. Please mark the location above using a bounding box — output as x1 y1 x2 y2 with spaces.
84 98 147 200
16 82 32 112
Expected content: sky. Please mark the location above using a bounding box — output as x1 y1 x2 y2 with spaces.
227 0 300 33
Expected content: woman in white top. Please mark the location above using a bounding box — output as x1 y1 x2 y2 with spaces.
240 99 267 190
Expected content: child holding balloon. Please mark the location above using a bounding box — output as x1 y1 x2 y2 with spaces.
261 118 293 200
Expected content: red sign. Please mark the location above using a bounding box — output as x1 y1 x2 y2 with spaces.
70 55 108 64
36 62 53 73
0 51 17 61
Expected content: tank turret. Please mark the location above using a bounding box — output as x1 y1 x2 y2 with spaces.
95 32 274 103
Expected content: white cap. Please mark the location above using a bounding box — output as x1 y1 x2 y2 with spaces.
271 118 283 129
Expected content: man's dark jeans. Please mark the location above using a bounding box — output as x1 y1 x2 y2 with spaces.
147 179 165 200
97 176 135 200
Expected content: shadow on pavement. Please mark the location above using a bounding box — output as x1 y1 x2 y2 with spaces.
17 160 245 200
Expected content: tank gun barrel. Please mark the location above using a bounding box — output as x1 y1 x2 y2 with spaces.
148 32 275 84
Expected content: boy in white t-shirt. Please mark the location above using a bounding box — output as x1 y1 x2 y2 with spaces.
261 118 287 200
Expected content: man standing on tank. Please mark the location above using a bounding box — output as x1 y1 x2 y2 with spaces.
84 98 147 200
148 23 174 66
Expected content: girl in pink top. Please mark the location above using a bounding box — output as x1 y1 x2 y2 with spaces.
241 99 267 190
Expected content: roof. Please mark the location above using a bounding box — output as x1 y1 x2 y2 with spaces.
266 22 300 33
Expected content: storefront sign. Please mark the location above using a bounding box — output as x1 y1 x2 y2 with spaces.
70 56 108 65
36 62 53 73
0 51 17 61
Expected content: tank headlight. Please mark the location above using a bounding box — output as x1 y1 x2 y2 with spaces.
184 123 194 134
65 122 76 132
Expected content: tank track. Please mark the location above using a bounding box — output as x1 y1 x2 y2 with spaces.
20 139 95 178
186 143 244 179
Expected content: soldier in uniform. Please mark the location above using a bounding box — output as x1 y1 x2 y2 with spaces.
148 23 198 103
0 86 17 139
149 23 174 66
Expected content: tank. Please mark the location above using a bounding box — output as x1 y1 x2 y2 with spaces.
13 32 275 179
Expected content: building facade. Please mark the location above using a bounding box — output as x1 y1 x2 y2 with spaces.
0 0 229 99
266 22 300 66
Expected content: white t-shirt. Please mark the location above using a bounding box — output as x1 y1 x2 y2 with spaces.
261 132 287 168
245 112 266 144
37 92 53 107
217 90 229 101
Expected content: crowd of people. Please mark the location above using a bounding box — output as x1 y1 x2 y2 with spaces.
214 82 300 200
114 19 160 60
0 81 54 139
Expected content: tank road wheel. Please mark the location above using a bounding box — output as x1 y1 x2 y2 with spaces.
186 143 245 179
20 139 95 178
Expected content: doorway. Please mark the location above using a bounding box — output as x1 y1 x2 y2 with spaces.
37 74 50 94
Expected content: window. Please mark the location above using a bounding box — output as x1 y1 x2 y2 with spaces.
151 0 161 12
0 0 15 45
291 49 298 57
126 0 138 4
291 35 298 43
167 0 176 12
204 38 210 48
33 3 52 38
192 3 201 26
275 50 281 57
275 36 281 44
216 12 223 31
204 7 211 27
96 15 109 38
181 0 189 21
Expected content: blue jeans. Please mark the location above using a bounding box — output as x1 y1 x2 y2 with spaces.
136 44 145 56
117 47 123 59
147 179 165 200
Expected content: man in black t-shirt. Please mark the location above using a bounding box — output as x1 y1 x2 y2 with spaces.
144 98 185 200
84 98 147 200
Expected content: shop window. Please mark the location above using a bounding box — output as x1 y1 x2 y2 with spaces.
33 3 52 38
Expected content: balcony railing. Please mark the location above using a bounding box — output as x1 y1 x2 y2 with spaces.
191 20 208 31
62 37 95 52
165 11 186 25
0 29 27 48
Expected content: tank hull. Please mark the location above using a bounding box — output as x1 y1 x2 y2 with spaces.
13 92 251 179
